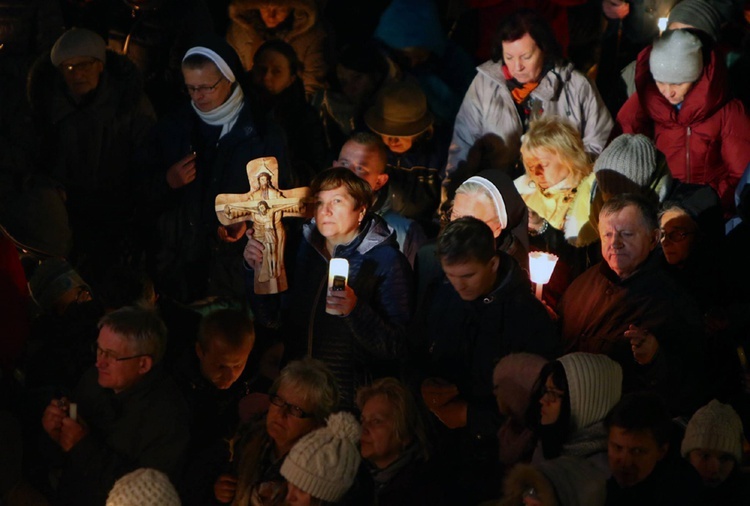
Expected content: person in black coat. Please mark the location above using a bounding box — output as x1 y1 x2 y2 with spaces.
138 34 289 303
411 216 558 504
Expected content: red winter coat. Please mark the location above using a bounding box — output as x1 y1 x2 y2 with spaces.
616 45 750 214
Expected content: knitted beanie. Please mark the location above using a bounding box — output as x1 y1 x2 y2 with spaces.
667 0 722 41
106 468 180 506
681 399 744 462
650 30 703 84
280 412 362 502
50 28 106 66
493 353 549 419
558 353 622 432
594 134 657 189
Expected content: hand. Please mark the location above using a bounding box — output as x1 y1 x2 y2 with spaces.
166 152 197 189
625 324 659 365
602 0 630 19
326 284 357 316
42 399 67 442
214 474 238 504
59 416 87 452
421 378 459 409
431 399 468 429
218 222 247 243
243 227 264 270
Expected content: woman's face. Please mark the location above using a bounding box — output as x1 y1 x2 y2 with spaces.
315 186 365 247
523 148 570 190
259 5 291 28
266 383 318 455
285 482 314 506
655 81 695 106
502 33 545 84
688 449 736 487
337 65 377 104
360 394 406 469
380 134 416 154
451 193 503 238
252 49 296 95
539 374 564 426
182 63 232 112
660 209 698 266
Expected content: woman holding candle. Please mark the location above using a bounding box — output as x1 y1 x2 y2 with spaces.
244 168 413 409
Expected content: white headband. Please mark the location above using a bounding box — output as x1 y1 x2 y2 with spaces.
183 46 236 83
463 176 508 230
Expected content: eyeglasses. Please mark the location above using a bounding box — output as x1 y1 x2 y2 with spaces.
660 229 694 243
60 59 99 74
269 393 312 419
184 76 225 95
92 343 150 362
541 387 565 402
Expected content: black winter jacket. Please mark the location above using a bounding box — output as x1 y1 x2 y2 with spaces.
251 213 413 407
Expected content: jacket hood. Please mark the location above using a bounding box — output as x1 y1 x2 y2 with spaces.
634 42 729 126
28 49 147 123
477 60 575 103
229 0 317 37
303 212 398 259
558 352 622 433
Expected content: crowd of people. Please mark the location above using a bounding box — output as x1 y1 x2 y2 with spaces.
2 0 750 505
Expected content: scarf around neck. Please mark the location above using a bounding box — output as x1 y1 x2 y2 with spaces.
191 84 245 138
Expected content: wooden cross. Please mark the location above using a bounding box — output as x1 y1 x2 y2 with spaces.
215 157 313 294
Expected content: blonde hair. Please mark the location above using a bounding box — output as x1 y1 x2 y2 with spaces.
520 116 592 186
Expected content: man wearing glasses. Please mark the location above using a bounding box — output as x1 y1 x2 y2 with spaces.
41 306 189 506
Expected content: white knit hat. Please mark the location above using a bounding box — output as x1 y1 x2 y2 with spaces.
106 468 180 506
50 28 106 67
681 399 744 462
558 353 622 431
650 30 703 84
280 411 362 502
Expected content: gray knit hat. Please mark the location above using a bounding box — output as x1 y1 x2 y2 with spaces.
106 468 180 506
667 0 723 41
558 353 622 431
650 30 703 84
681 399 744 462
280 412 362 502
594 134 657 193
50 28 106 67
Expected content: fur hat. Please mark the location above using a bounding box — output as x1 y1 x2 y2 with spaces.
650 30 703 84
365 81 434 137
280 412 362 502
667 0 722 41
50 28 106 67
558 353 622 432
681 399 744 462
106 468 180 506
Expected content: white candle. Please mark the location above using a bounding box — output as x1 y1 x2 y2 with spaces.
529 251 558 300
326 258 349 315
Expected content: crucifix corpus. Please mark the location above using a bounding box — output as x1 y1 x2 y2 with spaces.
215 157 313 294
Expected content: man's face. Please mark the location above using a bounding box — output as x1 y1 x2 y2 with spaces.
608 427 667 488
599 205 658 280
182 63 232 113
196 336 253 390
59 56 104 98
442 256 499 301
335 141 388 192
258 174 270 188
95 325 151 394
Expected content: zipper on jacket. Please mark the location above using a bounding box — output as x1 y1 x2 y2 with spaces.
685 126 692 182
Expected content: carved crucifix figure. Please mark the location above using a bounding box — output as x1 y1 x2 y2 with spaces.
215 157 312 294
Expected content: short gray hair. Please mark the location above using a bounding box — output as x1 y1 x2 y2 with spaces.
271 358 339 423
99 306 167 363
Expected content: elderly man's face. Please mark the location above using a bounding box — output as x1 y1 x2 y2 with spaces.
95 325 152 393
59 56 104 98
599 205 659 280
